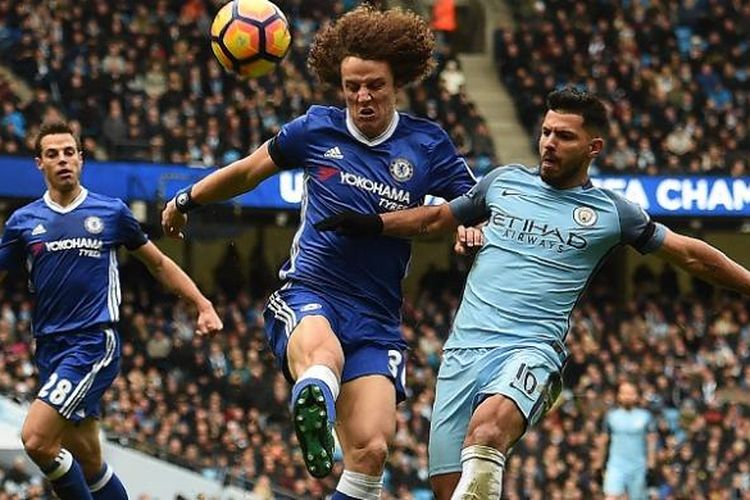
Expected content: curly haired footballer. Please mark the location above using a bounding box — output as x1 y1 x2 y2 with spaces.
308 4 436 88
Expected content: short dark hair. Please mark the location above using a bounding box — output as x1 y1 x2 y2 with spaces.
34 120 81 157
307 5 436 88
546 87 608 135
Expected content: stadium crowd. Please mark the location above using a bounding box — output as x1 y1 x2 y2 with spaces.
495 0 750 176
0 0 495 172
1 253 749 498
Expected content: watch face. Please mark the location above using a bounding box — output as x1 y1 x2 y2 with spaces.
177 192 189 206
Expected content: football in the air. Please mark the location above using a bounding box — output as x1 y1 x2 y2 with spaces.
210 0 292 78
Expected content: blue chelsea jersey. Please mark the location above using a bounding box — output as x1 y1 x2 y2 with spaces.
268 105 476 322
0 189 148 337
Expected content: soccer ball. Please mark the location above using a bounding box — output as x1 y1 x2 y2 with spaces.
210 0 292 78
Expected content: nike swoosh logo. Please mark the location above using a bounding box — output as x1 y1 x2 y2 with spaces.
501 189 522 197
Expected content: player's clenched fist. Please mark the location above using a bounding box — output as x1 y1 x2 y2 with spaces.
196 302 223 336
161 199 187 239
454 224 485 255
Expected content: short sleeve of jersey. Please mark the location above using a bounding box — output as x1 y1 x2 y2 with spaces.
267 111 310 170
427 130 476 200
603 411 612 433
645 412 656 432
605 191 666 254
118 202 148 251
448 167 503 225
0 213 24 271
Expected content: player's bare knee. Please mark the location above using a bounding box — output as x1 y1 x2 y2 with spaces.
347 437 389 474
465 419 509 453
21 430 58 466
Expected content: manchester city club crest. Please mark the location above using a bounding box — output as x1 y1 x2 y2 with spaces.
389 158 414 182
84 216 104 234
573 206 597 227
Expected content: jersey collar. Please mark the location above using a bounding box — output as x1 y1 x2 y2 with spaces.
345 110 399 146
44 187 88 214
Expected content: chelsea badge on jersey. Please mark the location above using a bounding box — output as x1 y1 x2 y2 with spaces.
389 158 414 182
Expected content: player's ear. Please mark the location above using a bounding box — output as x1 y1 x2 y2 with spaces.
589 137 604 158
35 156 43 171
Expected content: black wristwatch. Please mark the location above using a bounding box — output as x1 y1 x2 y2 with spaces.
174 185 201 214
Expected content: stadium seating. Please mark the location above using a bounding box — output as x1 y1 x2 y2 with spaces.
2 256 749 497
0 0 495 172
494 0 750 175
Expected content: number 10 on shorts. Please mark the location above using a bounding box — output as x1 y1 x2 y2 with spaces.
511 362 538 399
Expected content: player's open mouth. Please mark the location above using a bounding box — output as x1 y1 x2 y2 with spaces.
359 108 375 119
541 156 557 167
57 169 73 179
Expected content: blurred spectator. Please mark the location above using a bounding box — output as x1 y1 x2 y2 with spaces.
495 0 750 174
0 0 493 171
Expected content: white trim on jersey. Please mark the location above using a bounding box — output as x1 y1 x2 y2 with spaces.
43 188 89 214
107 249 121 322
267 291 298 338
280 172 310 281
59 328 116 418
345 110 400 146
462 157 478 182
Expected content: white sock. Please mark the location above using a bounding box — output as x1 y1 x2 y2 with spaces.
297 364 340 400
336 469 383 500
451 445 506 500
45 448 74 480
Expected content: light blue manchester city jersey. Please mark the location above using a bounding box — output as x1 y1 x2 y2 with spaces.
605 407 653 469
447 165 666 349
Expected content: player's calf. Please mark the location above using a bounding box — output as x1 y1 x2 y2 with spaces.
22 404 94 499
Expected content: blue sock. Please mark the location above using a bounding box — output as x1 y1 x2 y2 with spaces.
331 492 359 500
291 366 339 424
42 449 93 500
88 463 128 499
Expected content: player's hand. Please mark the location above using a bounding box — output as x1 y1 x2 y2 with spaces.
196 302 223 336
314 211 384 237
161 199 187 239
454 224 485 255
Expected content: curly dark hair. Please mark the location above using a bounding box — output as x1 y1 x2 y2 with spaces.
307 4 436 88
546 87 609 135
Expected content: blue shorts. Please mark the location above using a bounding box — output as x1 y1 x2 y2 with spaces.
429 344 564 476
35 327 120 422
264 281 408 401
603 464 647 499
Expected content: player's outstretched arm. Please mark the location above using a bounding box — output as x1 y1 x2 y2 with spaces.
131 242 223 335
315 204 460 238
654 228 750 295
382 204 460 237
161 142 280 238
